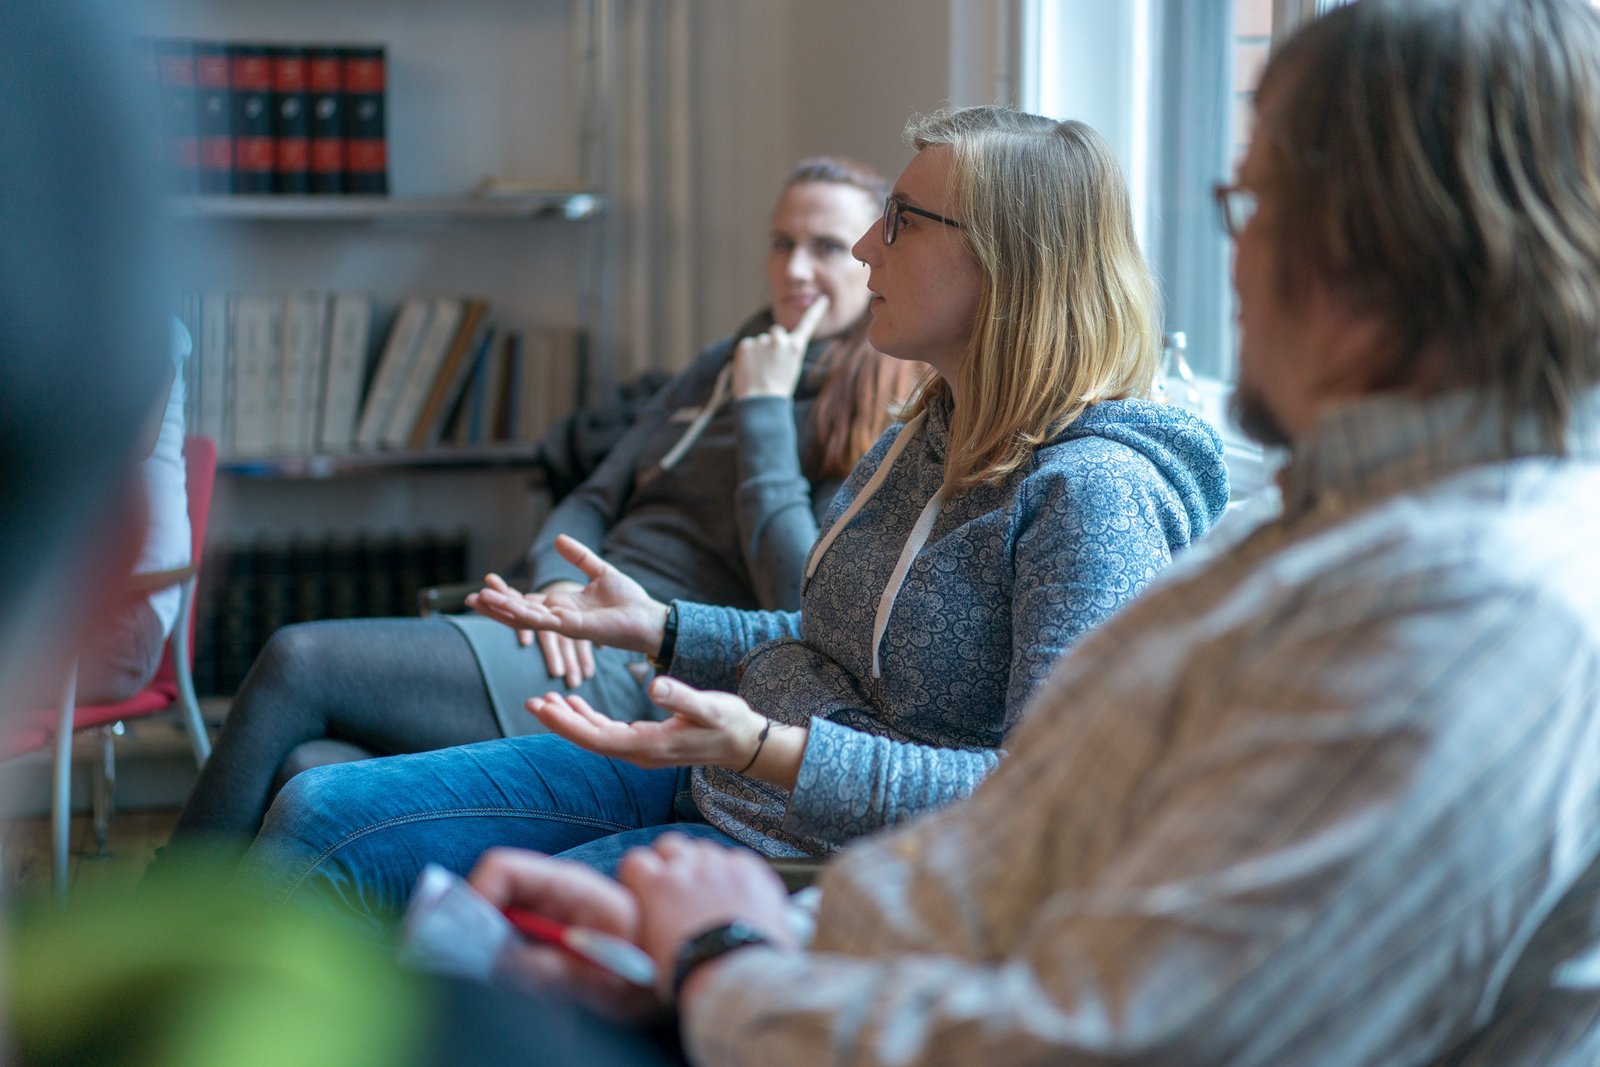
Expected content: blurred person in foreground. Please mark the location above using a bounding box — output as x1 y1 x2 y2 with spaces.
0 5 435 1066
460 2 1600 1064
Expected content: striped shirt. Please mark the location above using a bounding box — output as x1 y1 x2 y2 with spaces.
685 387 1600 1067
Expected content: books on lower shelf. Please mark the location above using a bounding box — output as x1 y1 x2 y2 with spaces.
181 289 585 460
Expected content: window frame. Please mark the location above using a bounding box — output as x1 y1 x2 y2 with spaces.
1021 0 1237 380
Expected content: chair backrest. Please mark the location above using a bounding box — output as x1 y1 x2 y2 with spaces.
0 436 219 756
147 435 216 691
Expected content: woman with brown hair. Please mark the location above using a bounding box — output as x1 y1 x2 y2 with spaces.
167 156 919 851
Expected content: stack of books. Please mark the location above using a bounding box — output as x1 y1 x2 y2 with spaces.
141 38 388 195
176 291 585 460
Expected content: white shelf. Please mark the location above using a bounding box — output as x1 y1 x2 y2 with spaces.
170 192 605 223
220 443 546 480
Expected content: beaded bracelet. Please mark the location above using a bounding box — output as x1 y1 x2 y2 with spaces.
736 719 773 775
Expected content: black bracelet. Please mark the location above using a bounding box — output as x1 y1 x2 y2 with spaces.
736 718 772 775
649 601 679 671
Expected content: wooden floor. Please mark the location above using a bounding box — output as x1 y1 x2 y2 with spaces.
1 807 178 905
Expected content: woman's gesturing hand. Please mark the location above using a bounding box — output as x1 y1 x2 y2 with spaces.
527 678 768 772
467 535 670 657
731 294 829 399
480 576 596 688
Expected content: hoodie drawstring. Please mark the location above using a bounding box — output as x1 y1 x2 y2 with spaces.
870 482 948 678
802 411 944 679
639 362 734 485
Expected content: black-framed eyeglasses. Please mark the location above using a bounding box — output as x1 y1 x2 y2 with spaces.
881 194 963 245
1213 183 1258 240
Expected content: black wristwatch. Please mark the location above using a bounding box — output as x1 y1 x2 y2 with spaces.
671 920 771 1003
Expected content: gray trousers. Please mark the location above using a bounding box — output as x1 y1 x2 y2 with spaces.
169 615 657 847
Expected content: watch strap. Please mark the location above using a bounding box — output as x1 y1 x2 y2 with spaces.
671 920 771 1003
649 601 680 672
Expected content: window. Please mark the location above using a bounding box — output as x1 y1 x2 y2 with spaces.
1022 0 1291 382
1024 0 1295 503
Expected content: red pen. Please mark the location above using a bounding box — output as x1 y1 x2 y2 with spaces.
501 906 657 987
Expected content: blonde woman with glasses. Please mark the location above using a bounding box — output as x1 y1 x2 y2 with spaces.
242 107 1230 926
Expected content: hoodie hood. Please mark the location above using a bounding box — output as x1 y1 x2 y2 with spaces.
805 396 1230 678
1051 397 1231 545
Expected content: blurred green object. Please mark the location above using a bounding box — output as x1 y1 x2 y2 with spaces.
9 877 427 1067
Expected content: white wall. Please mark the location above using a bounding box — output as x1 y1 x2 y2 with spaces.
677 0 1016 364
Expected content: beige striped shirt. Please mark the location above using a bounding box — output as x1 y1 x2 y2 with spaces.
686 387 1600 1067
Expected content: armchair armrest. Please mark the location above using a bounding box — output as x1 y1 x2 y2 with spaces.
766 857 828 893
125 563 196 597
417 580 481 617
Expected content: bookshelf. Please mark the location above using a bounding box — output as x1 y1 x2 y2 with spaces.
146 0 618 695
221 443 545 480
171 192 604 223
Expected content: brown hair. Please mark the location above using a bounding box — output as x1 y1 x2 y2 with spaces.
778 157 926 480
896 107 1160 488
1258 0 1600 445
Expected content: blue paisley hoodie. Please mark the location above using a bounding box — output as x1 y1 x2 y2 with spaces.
665 396 1230 856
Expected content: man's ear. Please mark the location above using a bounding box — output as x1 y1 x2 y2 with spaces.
1307 286 1396 402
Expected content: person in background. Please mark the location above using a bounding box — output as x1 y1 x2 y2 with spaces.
67 317 193 708
166 157 921 855
461 1 1600 1064
241 105 1229 924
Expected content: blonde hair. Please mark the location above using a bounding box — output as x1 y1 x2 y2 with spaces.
899 106 1159 488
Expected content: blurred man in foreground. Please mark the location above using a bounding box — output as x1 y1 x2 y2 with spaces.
467 2 1600 1064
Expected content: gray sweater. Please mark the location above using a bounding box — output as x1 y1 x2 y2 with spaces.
669 396 1232 856
526 324 841 611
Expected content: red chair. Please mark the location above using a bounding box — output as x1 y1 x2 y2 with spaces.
9 437 216 899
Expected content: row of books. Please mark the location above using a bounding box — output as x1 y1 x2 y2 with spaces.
193 531 468 696
176 291 585 460
141 38 388 196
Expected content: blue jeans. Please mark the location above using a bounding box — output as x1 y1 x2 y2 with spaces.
238 734 739 931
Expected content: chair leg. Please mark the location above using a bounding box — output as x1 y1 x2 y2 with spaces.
52 664 79 904
90 723 121 857
173 576 211 767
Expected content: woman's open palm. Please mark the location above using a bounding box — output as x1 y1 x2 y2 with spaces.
467 535 669 656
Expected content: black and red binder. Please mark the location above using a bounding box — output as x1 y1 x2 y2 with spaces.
193 41 233 194
342 46 389 195
270 46 310 194
229 45 275 194
153 39 199 193
307 47 345 195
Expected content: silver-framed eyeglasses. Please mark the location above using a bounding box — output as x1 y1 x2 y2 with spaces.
1213 183 1259 240
881 194 963 245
